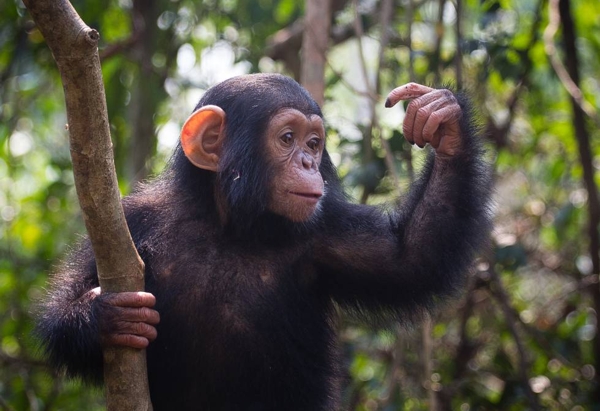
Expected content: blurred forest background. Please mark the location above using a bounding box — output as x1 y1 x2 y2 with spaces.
1 0 600 410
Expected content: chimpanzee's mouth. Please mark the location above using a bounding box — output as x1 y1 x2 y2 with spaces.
290 192 323 201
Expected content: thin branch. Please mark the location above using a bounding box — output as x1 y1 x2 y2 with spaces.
98 11 143 61
436 279 480 410
422 316 438 411
353 0 401 199
488 267 541 411
0 349 48 369
375 0 400 189
485 0 546 148
432 0 446 84
454 0 462 88
0 396 16 411
353 0 375 204
352 0 374 94
543 0 600 129
325 61 377 99
265 0 352 78
405 0 416 181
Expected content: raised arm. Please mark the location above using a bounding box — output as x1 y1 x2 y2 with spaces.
315 84 492 321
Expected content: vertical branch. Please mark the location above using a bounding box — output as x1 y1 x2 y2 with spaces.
485 0 546 148
543 0 600 128
353 0 375 205
422 316 437 411
488 267 541 410
127 0 164 184
353 0 400 201
22 1 151 410
555 0 600 402
454 0 462 88
405 0 416 181
301 0 332 107
375 0 400 189
431 0 446 84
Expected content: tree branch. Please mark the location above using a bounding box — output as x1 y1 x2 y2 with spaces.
22 1 151 410
301 0 331 106
488 266 541 411
543 0 600 129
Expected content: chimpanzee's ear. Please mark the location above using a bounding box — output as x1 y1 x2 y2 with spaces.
180 105 226 172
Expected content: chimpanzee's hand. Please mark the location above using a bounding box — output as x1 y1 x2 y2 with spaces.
385 83 463 158
89 287 160 349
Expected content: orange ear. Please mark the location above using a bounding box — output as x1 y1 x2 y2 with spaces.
180 105 226 172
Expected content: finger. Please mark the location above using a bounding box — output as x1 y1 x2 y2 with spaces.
103 291 157 308
115 307 161 324
410 97 447 148
421 105 461 142
385 83 435 108
430 129 443 150
421 105 462 156
402 92 443 145
104 333 151 349
112 321 158 341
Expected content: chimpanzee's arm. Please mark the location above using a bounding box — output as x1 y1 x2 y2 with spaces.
36 202 159 383
315 89 492 322
35 242 105 383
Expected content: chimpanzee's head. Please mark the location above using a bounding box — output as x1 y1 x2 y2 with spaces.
172 73 339 235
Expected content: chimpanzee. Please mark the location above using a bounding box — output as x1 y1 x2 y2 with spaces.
37 73 491 410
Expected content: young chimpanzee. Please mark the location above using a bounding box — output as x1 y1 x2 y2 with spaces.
37 73 491 410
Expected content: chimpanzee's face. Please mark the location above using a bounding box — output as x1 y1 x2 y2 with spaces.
265 108 326 222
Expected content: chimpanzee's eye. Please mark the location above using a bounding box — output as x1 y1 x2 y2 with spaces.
280 132 293 145
307 138 321 151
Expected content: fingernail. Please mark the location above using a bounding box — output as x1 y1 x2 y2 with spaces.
385 98 392 108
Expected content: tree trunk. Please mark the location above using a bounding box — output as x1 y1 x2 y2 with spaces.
301 0 331 107
126 0 164 184
22 1 152 410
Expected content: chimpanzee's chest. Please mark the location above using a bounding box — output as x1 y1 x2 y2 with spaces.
143 241 339 409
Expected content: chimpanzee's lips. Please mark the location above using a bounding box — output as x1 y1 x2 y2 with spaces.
290 191 323 202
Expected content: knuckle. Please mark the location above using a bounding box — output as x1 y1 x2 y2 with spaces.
442 89 456 102
99 292 117 305
430 111 442 121
134 321 148 335
137 307 149 320
114 320 129 333
416 107 428 118
140 307 160 323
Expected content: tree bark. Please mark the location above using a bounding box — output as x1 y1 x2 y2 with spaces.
22 1 152 410
127 0 164 185
301 0 331 106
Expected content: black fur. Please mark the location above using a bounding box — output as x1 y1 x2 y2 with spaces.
36 74 492 411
